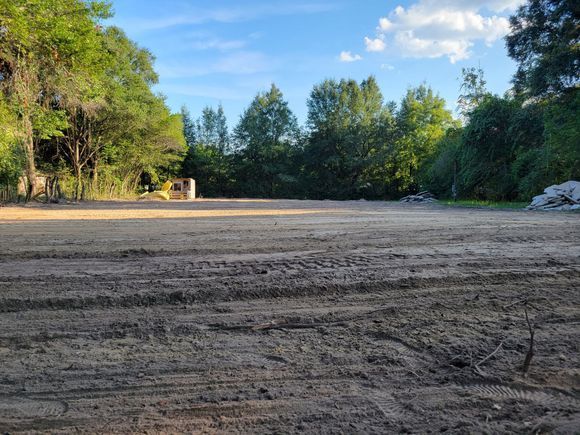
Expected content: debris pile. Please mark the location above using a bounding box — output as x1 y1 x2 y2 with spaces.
527 181 580 211
400 191 437 203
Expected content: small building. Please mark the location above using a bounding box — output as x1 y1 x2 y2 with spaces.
170 178 196 200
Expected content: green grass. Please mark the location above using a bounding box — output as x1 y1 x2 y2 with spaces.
440 199 529 209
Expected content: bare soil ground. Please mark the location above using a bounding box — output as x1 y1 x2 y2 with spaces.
0 199 579 433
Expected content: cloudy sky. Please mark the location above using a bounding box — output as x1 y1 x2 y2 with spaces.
107 0 525 126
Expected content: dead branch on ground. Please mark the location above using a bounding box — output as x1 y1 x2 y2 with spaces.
522 308 535 375
503 296 548 310
209 306 395 331
473 341 503 376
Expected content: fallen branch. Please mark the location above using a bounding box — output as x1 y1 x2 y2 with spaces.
503 298 528 310
474 341 504 371
209 306 395 331
522 308 535 375
503 296 548 310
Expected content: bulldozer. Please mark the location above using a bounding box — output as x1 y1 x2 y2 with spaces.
139 178 196 200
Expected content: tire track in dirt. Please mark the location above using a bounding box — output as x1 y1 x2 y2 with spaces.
2 267 577 312
1 200 579 433
463 383 580 408
0 397 68 418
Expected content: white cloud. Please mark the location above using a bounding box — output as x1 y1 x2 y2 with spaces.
116 2 337 33
339 51 363 62
161 84 249 100
365 0 524 63
189 38 246 51
378 17 393 31
430 0 525 13
213 52 272 74
380 63 395 70
157 51 274 78
364 36 386 52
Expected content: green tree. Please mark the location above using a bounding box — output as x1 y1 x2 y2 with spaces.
457 66 488 118
542 92 580 183
0 96 24 193
181 106 197 147
233 84 300 197
0 0 110 199
85 27 184 197
457 95 520 199
304 76 396 199
425 127 462 198
393 85 455 193
182 104 230 197
506 0 579 98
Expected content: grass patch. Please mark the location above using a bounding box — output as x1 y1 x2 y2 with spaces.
440 199 528 209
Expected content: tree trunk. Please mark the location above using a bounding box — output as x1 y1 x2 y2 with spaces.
45 176 60 203
91 157 99 194
73 162 82 202
23 118 36 202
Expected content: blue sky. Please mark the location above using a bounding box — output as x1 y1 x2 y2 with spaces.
107 0 524 127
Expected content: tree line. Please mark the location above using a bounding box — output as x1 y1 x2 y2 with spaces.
182 80 454 199
1 0 577 202
183 0 578 201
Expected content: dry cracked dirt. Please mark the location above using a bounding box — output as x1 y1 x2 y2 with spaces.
0 199 579 433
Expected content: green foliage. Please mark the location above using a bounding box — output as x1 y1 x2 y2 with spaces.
0 0 577 205
440 199 529 209
0 98 24 188
233 84 300 198
0 0 112 198
0 2 184 200
182 104 231 197
304 76 397 199
393 84 456 193
426 127 461 197
457 95 519 200
458 66 488 118
506 0 579 97
508 99 548 199
543 91 580 181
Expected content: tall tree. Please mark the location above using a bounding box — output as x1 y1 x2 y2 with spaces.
233 84 300 197
182 104 230 197
0 0 110 199
457 95 519 200
0 95 23 192
81 27 184 198
457 66 488 118
304 76 396 199
181 106 197 148
506 0 579 98
393 85 455 193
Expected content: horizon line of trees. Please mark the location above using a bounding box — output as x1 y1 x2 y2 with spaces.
1 0 578 203
181 0 578 201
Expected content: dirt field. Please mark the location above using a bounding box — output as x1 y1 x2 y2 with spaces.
0 199 579 433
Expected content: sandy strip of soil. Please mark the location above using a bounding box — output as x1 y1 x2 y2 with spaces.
0 206 344 221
